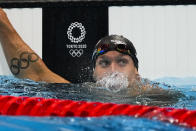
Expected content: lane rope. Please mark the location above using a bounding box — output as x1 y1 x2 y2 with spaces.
0 95 195 129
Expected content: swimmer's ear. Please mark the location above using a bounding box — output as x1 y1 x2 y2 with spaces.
134 68 141 81
134 68 138 74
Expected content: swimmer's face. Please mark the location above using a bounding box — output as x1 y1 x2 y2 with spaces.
93 51 138 84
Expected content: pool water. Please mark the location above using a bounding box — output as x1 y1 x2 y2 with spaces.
0 116 193 131
0 75 196 131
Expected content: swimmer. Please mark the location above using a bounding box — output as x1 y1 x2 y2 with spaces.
0 8 153 93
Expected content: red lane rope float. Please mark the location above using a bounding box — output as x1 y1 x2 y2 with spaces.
0 95 196 129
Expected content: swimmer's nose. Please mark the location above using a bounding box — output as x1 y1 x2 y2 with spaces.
110 62 118 72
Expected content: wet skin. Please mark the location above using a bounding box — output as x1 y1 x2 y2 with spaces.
93 51 139 86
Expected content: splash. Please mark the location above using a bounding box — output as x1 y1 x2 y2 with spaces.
95 72 129 92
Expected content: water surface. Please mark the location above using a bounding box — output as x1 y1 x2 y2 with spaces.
0 75 196 131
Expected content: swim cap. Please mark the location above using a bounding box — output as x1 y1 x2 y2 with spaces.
92 35 139 70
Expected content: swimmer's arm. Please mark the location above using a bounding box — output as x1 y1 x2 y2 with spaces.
0 9 70 83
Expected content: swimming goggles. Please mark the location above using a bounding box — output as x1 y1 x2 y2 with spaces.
96 43 131 56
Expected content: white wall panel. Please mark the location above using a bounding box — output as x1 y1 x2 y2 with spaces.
109 5 196 79
0 8 42 75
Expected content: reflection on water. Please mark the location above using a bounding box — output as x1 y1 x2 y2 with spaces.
0 75 192 108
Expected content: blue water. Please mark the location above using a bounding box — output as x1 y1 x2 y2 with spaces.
0 116 193 131
0 75 196 131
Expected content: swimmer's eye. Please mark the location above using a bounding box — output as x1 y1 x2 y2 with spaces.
98 59 111 68
117 58 128 66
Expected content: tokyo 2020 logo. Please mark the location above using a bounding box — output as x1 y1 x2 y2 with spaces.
66 22 87 57
67 22 86 43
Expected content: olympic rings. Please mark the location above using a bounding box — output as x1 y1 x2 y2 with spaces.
10 52 39 75
69 49 83 57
